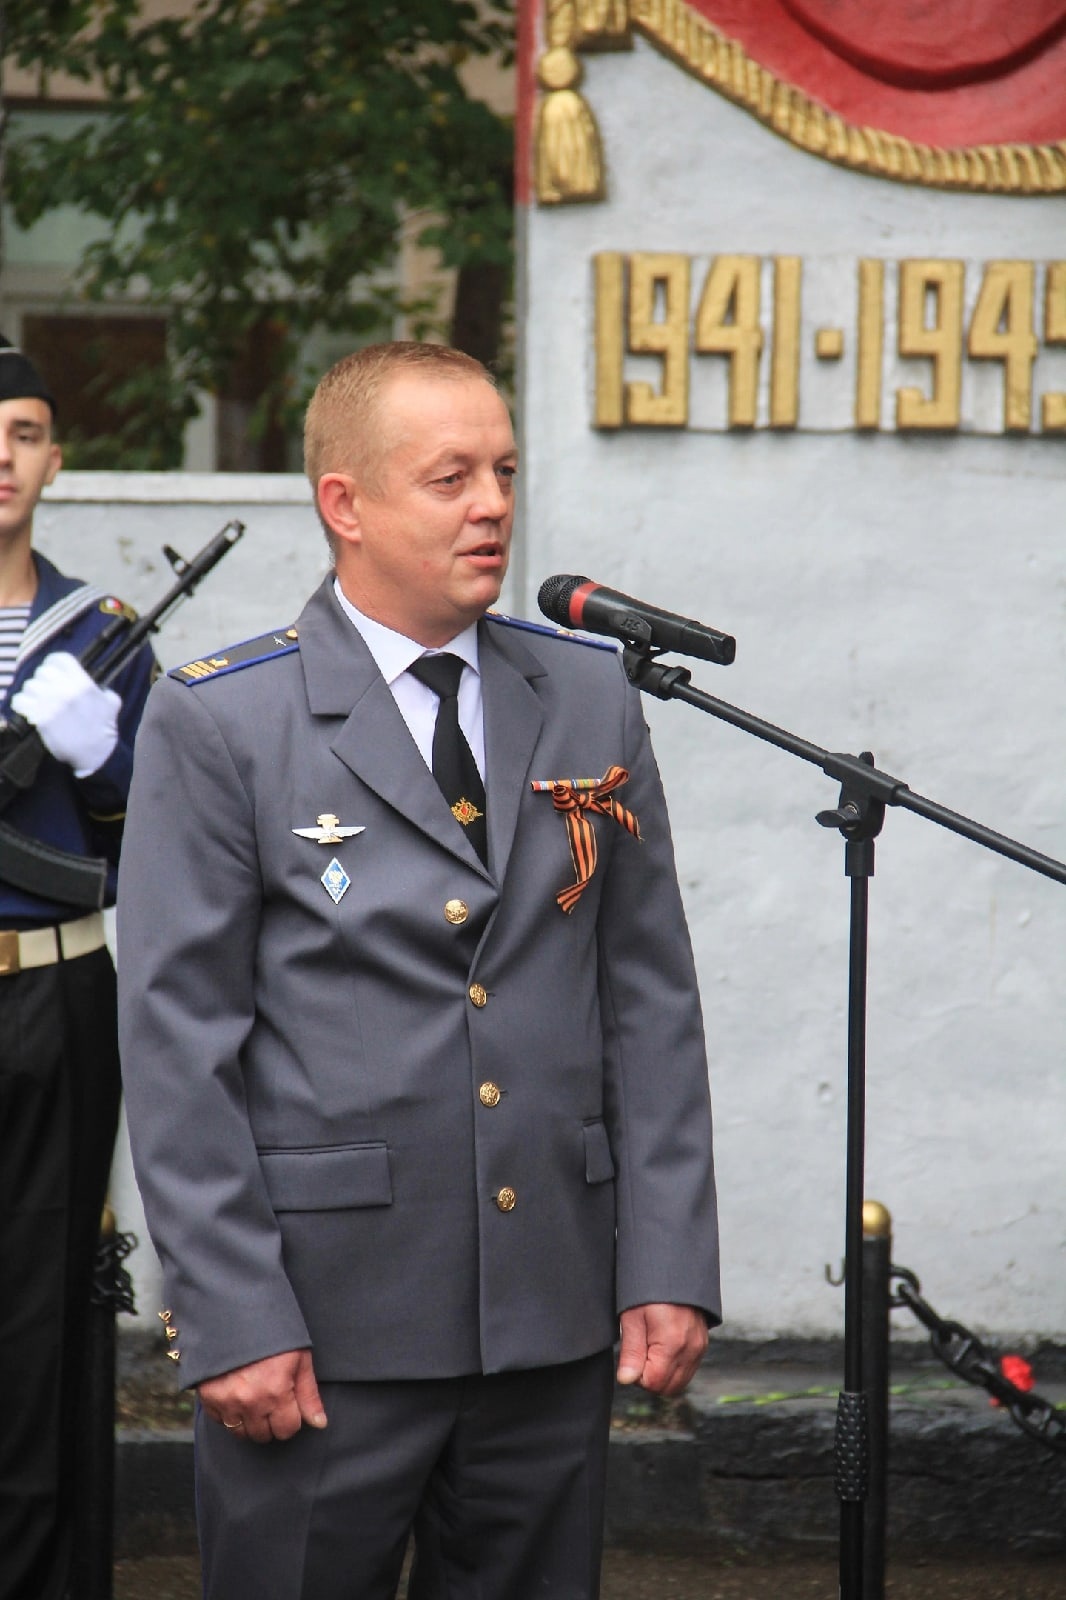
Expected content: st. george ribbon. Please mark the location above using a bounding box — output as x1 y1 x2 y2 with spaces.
537 574 736 666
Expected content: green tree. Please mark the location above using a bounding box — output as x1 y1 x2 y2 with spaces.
2 1 92 268
4 0 514 467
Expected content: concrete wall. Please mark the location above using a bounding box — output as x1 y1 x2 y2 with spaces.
518 37 1066 1341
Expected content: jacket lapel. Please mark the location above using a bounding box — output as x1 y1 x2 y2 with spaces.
478 618 546 885
297 579 494 874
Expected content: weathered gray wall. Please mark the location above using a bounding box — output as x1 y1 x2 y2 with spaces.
518 37 1066 1340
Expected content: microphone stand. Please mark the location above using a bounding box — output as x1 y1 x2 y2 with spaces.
619 639 1066 1600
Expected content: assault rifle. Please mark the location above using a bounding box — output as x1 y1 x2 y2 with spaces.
0 519 245 908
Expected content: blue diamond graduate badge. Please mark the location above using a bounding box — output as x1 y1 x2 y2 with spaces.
321 857 351 905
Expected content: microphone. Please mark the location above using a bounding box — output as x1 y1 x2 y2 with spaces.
537 575 736 666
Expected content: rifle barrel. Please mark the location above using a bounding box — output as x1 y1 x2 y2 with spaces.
89 519 246 685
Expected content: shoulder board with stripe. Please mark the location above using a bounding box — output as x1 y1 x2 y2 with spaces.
484 610 618 652
169 626 300 685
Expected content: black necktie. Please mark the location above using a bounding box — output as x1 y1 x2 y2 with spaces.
408 653 488 866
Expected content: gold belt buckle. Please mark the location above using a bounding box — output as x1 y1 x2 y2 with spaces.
0 930 20 976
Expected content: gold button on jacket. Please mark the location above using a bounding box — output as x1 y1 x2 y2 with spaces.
468 982 488 1008
444 899 469 925
495 1187 516 1212
479 1082 501 1107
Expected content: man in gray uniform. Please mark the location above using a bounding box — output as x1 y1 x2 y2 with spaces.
118 341 719 1599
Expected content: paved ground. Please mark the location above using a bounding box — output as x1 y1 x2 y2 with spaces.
112 1544 1066 1599
110 1335 1066 1598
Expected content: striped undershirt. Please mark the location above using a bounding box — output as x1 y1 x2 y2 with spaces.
0 606 31 698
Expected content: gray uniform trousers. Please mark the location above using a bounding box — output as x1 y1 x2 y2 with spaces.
195 1352 615 1600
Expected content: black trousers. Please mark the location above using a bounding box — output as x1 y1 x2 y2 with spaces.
195 1348 616 1600
0 947 122 1600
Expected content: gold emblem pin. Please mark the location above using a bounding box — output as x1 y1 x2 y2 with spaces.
451 797 484 828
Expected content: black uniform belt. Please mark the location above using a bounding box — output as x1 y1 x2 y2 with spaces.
0 911 107 977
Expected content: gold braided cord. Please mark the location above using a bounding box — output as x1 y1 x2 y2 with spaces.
627 0 1066 195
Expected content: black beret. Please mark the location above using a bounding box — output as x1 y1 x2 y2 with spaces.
0 335 56 414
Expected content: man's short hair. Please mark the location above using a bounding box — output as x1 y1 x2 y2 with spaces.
304 341 494 500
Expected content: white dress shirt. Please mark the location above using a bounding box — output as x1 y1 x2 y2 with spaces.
333 579 486 779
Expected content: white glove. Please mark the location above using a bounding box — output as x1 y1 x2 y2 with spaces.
11 652 121 778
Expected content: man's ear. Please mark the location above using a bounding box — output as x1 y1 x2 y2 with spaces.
44 443 62 487
316 473 362 550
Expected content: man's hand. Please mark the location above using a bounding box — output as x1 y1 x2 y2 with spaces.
616 1303 708 1396
197 1348 328 1444
10 652 120 777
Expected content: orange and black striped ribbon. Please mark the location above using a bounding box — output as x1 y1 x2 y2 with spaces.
531 765 641 913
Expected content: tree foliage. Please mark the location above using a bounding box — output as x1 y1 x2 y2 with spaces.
4 0 514 465
4 0 102 71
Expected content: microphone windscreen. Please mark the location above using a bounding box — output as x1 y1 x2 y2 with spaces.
537 574 587 627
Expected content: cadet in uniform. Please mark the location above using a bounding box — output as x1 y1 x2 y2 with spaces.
0 338 156 1600
118 341 720 1599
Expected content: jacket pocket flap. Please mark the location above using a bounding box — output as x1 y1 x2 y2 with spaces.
582 1120 616 1184
259 1143 393 1211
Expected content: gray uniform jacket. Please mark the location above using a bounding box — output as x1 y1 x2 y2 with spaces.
117 578 720 1390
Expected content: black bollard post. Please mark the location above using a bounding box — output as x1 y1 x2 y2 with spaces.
72 1205 118 1599
861 1200 892 1600
72 1207 136 1600
72 1206 121 1599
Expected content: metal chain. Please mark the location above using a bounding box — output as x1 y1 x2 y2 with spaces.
890 1265 1066 1455
89 1229 138 1317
